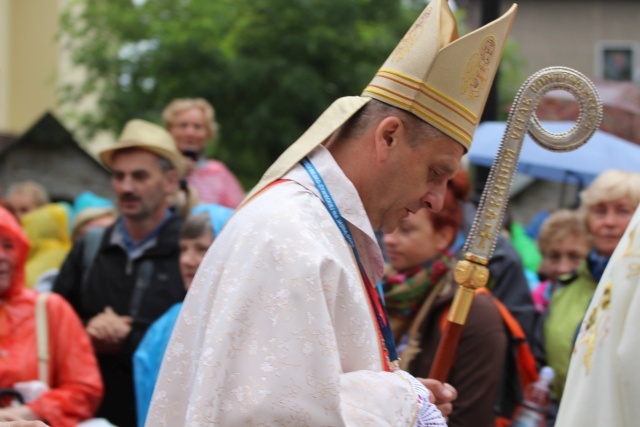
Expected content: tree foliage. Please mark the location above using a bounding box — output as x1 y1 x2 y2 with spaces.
60 0 524 187
61 0 423 186
497 38 527 120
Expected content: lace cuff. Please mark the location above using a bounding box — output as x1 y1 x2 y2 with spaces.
395 370 447 427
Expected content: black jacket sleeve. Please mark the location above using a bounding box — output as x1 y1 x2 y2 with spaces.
52 238 86 319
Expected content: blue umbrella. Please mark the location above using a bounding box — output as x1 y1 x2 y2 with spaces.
468 121 640 186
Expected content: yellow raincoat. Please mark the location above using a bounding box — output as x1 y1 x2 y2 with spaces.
21 203 71 288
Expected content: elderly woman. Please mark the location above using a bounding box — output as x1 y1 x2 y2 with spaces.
542 169 640 406
133 204 233 427
0 206 103 426
162 98 245 208
531 209 592 313
381 171 513 427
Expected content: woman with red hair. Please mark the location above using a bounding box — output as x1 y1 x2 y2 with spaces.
381 170 510 427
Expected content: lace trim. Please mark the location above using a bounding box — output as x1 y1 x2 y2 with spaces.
395 370 447 427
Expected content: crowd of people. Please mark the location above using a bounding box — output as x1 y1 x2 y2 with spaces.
1 0 638 426
0 99 243 426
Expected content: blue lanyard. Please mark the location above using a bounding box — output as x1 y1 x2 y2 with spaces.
301 157 399 365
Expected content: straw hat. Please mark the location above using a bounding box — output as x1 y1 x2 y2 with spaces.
242 0 517 205
99 119 186 176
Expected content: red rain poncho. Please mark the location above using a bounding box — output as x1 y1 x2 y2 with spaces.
0 206 103 426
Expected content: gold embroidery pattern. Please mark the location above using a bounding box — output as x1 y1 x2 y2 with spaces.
575 226 640 374
627 262 640 279
576 282 611 373
461 36 497 99
391 6 431 62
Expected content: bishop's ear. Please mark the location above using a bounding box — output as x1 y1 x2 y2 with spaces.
374 116 406 159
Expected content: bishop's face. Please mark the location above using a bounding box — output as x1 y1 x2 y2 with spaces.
375 131 463 234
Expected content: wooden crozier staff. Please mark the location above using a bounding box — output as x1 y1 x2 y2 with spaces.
428 66 603 382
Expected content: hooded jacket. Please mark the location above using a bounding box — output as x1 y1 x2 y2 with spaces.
21 203 72 288
0 206 103 426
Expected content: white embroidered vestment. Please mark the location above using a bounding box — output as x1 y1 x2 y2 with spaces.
147 147 421 426
556 205 640 427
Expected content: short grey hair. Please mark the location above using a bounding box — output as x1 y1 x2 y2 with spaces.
180 212 212 239
335 99 446 147
580 169 640 214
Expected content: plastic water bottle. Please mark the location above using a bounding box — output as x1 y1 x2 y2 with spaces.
511 366 555 427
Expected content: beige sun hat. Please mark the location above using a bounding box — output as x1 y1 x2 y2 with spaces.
99 119 186 176
242 0 517 206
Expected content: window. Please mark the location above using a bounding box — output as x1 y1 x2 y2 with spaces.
595 41 639 83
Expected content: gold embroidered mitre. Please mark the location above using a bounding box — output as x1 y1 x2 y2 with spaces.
363 0 517 150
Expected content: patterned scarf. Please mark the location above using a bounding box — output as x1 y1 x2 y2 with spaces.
382 252 454 321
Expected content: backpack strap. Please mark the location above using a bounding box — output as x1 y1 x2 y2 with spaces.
129 261 154 321
439 287 539 427
474 288 539 387
494 418 511 427
35 293 49 385
81 227 106 294
439 288 539 388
